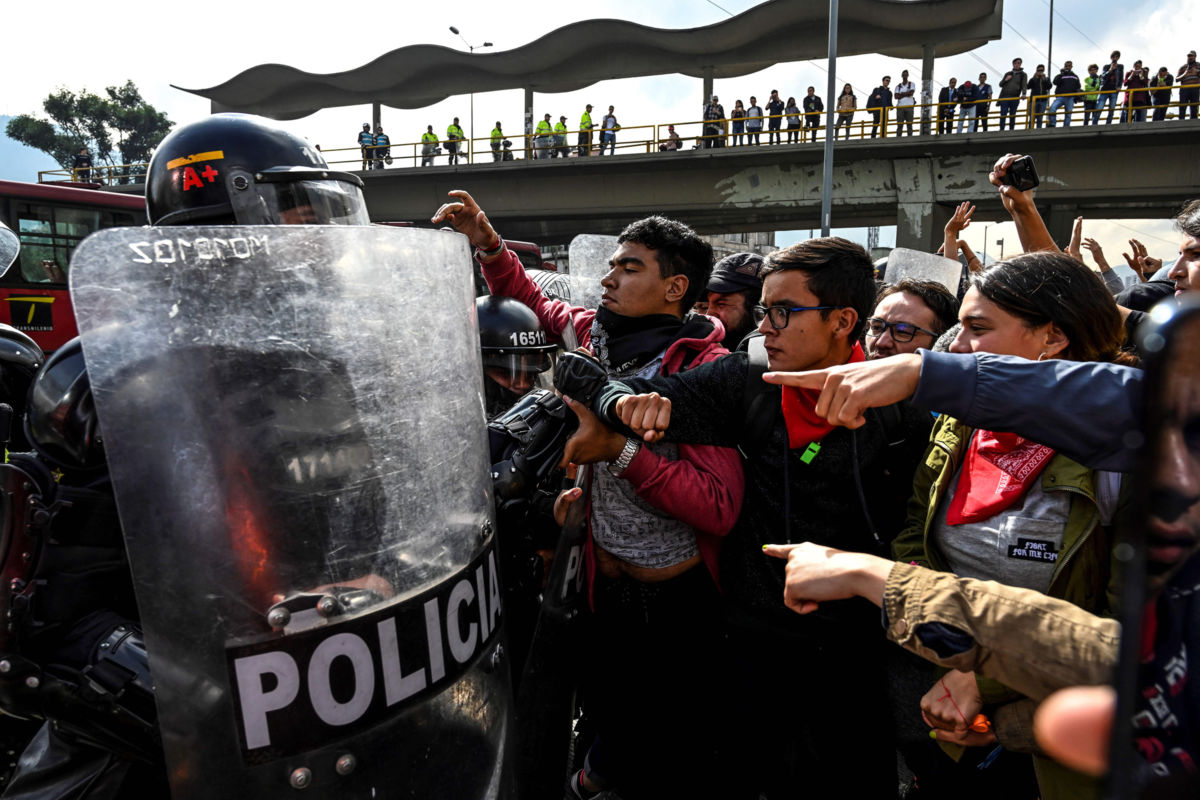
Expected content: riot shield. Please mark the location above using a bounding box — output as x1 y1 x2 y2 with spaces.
566 234 618 310
881 247 963 293
69 226 513 799
0 221 17 277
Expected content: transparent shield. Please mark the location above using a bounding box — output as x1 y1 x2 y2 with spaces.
567 234 618 311
883 247 964 294
0 221 18 277
69 225 512 799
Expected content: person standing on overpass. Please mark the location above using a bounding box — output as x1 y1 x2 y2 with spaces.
578 104 595 156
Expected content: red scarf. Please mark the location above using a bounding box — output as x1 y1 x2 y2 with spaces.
780 342 865 449
945 430 1056 525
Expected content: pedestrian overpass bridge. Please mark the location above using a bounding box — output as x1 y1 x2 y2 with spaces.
357 122 1200 252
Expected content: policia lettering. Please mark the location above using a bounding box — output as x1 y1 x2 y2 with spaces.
229 541 502 759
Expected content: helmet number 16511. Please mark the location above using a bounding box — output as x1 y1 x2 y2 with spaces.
508 331 546 346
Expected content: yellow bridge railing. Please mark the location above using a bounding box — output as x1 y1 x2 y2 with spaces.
35 85 1199 182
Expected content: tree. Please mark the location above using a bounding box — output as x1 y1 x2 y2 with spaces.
5 81 172 181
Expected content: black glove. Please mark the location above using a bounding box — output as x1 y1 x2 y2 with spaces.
552 350 608 408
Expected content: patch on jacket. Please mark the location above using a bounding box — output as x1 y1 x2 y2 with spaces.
1007 538 1059 563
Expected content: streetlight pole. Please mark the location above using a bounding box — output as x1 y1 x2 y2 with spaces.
820 0 839 236
1047 0 1055 75
449 27 493 162
982 224 990 264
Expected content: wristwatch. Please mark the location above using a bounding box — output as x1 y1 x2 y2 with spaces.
607 437 641 477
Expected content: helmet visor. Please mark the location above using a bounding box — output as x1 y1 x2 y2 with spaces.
254 178 370 226
482 351 555 396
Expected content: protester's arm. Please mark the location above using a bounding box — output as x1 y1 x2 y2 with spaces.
957 240 984 274
1122 239 1161 282
1081 237 1126 295
431 189 587 340
943 202 974 263
884 562 1120 699
762 350 1143 472
990 154 1058 254
1066 216 1085 263
592 352 750 448
559 395 744 536
913 351 1142 472
763 544 1120 701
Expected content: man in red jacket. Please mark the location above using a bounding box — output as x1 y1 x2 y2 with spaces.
433 191 744 800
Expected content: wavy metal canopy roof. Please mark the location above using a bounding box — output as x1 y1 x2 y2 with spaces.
178 0 1004 120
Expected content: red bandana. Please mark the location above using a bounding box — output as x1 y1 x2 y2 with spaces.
780 342 865 449
944 430 1056 525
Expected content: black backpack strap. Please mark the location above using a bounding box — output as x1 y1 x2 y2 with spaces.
738 335 779 459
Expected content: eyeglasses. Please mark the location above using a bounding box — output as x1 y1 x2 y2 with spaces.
753 304 842 330
864 317 939 342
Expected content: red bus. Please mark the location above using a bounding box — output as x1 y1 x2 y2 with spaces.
0 180 145 351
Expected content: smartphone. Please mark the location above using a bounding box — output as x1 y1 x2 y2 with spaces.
1001 155 1040 192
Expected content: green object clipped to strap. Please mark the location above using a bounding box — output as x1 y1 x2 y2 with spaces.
799 442 821 464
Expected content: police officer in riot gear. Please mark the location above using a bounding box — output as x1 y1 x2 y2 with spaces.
145 113 370 227
0 338 165 799
1 113 377 800
478 295 557 418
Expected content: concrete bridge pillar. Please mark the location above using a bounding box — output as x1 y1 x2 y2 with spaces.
524 87 534 153
920 44 935 136
702 67 714 110
894 156 952 252
1044 203 1080 251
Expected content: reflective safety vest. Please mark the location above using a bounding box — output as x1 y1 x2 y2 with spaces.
374 133 390 147
422 132 439 144
358 130 374 147
447 125 464 140
535 120 553 135
491 127 503 143
554 121 568 135
580 112 593 130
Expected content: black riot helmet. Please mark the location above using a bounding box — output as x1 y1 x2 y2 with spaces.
25 337 104 471
477 296 556 414
0 324 44 450
146 113 370 227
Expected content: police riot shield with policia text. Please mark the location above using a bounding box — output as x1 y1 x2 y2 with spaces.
68 225 513 799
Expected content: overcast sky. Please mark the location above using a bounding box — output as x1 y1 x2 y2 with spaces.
2 0 1193 260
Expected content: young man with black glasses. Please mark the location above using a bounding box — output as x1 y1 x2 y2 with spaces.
866 279 958 359
561 237 933 799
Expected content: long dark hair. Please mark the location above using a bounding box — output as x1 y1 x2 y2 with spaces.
972 251 1127 363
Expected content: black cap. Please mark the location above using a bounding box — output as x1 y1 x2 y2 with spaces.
707 252 766 293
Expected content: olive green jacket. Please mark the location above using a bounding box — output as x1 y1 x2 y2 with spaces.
884 561 1121 800
892 415 1123 619
890 415 1127 800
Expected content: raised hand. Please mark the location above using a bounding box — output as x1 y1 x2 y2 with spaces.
1066 216 1084 263
1122 238 1161 279
946 201 976 236
430 189 499 251
1081 237 1111 272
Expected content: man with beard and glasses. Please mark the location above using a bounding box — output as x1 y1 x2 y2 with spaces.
432 191 744 800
